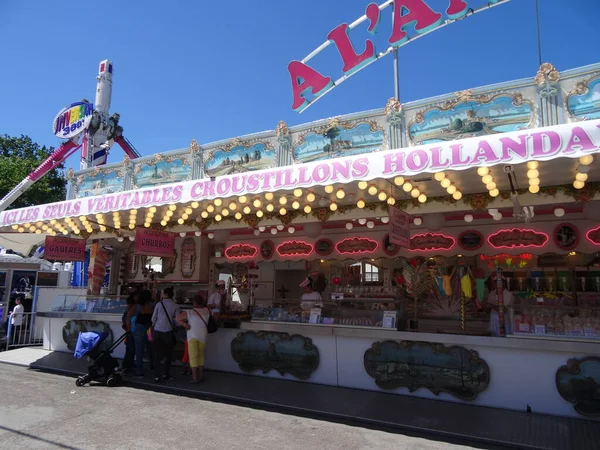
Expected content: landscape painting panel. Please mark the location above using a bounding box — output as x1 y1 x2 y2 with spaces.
77 171 123 198
135 159 190 188
410 95 533 145
568 78 600 120
205 143 275 177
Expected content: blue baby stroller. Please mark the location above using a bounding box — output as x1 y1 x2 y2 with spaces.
74 331 126 387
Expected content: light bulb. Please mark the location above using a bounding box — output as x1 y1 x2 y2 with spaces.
306 193 316 202
256 210 264 218
330 203 338 211
358 218 367 225
452 191 462 200
413 217 422 226
378 191 388 201
177 219 184 225
490 189 500 197
161 220 167 226
418 194 427 203
221 209 229 217
185 207 193 215
243 206 251 214
191 202 199 209
229 202 237 210
440 178 451 188
288 226 295 234
528 185 540 194
527 161 539 170
214 199 222 207
482 174 493 184
477 167 489 176
357 200 365 209
293 188 303 198
208 232 214 239
573 180 585 189
271 228 277 235
411 188 420 198
529 178 540 186
554 208 565 218
253 199 262 208
403 182 412 192
381 217 390 224
486 182 496 191
579 155 594 166
238 195 247 203
215 214 222 222
304 205 312 214
493 213 502 221
201 211 208 218
358 181 368 190
253 229 260 236
394 176 405 186
265 192 274 201
182 213 189 220
464 214 473 223
345 223 353 230
292 201 300 210
434 172 446 182
266 204 274 212
195 231 202 236
366 221 375 229
277 225 284 231
387 197 396 205
279 207 287 215
279 196 287 205
368 185 378 196
446 185 457 195
336 189 345 199
207 205 215 213
527 169 539 179
576 172 588 182
324 185 334 194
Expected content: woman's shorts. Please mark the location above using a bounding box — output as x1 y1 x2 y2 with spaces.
188 338 206 367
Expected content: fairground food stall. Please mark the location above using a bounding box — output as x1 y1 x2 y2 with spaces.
3 63 600 420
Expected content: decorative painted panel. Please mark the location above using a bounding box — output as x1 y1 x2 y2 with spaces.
567 77 600 120
62 320 112 351
364 340 489 401
556 357 600 417
134 154 191 189
204 139 276 177
231 331 320 380
409 92 534 145
293 118 385 164
75 168 124 198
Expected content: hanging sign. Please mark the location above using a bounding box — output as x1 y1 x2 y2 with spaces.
135 229 175 257
336 237 378 254
288 0 510 112
488 228 548 249
44 236 86 262
388 206 410 248
410 233 455 251
224 244 258 259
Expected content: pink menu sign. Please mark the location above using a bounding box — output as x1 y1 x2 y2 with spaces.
135 229 175 257
44 236 86 262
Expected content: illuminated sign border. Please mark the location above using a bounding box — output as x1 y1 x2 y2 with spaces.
335 237 379 255
224 244 258 260
409 233 455 252
487 228 549 249
276 240 314 257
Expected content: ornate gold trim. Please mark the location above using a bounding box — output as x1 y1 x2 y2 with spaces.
276 120 289 137
190 139 201 153
384 98 402 115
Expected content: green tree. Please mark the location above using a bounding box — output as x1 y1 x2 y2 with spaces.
0 135 67 209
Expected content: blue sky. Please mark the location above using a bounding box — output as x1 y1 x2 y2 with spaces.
1 0 599 172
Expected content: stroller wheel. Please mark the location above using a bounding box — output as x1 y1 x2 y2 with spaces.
75 378 84 387
106 376 118 387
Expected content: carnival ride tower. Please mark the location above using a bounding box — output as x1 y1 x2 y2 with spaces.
0 60 140 213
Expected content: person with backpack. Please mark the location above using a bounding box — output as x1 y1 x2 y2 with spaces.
176 293 211 383
151 287 180 383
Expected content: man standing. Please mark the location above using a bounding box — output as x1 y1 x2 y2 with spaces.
8 297 25 344
151 287 180 383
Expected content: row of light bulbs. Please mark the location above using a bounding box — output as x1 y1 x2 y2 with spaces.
433 172 463 200
573 155 594 189
477 167 500 197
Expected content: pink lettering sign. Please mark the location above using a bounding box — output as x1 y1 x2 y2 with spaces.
135 229 175 257
44 236 86 262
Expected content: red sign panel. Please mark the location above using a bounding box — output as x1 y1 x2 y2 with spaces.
225 244 258 260
277 240 313 257
44 236 86 262
410 233 455 251
336 237 378 255
388 206 410 248
488 228 548 249
135 229 175 257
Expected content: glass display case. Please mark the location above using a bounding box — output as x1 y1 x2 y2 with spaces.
51 294 127 314
251 297 400 328
509 297 600 340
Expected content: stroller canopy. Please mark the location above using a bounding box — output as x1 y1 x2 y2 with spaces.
74 331 109 359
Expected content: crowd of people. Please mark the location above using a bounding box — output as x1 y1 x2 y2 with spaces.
121 285 215 384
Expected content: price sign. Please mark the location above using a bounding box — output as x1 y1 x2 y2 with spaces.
382 311 397 329
534 325 546 335
584 328 596 337
518 323 530 332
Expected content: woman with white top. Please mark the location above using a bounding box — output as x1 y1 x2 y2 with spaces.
176 294 210 383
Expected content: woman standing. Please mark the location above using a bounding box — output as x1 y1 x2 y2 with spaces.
176 294 210 383
127 290 154 377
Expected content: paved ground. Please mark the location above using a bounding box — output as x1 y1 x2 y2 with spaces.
0 364 488 450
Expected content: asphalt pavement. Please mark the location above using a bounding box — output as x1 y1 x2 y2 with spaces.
0 364 484 450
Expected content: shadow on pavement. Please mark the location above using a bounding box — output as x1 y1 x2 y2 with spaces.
0 424 82 450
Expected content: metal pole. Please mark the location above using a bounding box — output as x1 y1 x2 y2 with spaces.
393 49 400 100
